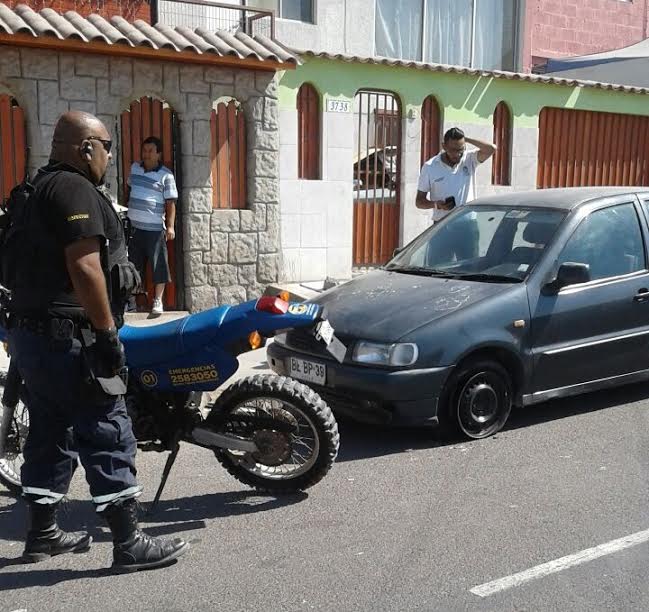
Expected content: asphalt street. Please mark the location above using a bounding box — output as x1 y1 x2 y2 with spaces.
1 346 649 611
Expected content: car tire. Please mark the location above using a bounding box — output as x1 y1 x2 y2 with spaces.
437 359 513 440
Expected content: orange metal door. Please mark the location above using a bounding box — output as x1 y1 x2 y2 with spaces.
538 107 649 188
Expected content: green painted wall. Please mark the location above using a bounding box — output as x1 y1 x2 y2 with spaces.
279 57 649 129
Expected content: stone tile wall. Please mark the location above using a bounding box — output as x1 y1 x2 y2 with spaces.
0 48 281 311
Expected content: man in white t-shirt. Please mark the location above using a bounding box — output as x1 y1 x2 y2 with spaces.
416 127 496 261
416 127 497 223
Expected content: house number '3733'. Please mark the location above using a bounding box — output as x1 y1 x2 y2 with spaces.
327 98 351 113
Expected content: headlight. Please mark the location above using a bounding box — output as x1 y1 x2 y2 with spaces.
352 341 418 366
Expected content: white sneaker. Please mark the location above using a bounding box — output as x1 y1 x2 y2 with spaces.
151 298 164 315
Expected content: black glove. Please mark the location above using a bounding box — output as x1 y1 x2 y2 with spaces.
111 262 141 300
94 327 126 375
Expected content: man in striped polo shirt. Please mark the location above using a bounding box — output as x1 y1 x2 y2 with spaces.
126 136 177 315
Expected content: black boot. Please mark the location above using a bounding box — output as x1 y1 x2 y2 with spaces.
101 498 188 572
22 502 92 563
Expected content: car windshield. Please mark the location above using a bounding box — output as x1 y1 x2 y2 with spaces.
386 206 566 282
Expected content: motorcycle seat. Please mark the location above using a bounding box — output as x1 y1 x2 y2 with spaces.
120 306 230 368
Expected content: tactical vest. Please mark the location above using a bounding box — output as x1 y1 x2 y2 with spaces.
9 169 139 326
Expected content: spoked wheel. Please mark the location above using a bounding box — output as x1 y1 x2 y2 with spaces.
0 371 28 493
208 375 339 492
440 359 512 440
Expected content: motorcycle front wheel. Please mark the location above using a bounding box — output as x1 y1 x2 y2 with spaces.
208 374 339 492
0 370 28 494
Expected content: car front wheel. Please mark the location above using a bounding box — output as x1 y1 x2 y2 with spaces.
439 359 513 440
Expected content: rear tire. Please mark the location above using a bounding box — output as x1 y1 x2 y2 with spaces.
208 374 339 493
437 359 512 440
0 370 28 493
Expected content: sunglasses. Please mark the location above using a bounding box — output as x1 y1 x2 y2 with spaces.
88 136 113 154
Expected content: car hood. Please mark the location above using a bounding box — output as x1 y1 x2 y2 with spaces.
312 270 515 341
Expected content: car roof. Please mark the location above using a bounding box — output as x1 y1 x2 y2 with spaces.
471 187 649 211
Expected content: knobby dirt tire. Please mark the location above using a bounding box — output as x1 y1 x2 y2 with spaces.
209 374 339 493
0 370 27 494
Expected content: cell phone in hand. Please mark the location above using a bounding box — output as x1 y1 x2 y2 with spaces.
445 196 456 209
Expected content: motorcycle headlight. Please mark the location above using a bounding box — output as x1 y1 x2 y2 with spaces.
352 341 418 366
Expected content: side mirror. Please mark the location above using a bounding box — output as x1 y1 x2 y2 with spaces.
545 262 591 293
392 247 404 258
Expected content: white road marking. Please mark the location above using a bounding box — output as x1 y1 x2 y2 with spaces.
470 527 649 598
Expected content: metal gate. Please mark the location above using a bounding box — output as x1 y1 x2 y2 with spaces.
119 97 182 310
353 90 402 267
0 94 26 204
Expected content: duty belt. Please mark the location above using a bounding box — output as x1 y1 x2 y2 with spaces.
8 315 86 341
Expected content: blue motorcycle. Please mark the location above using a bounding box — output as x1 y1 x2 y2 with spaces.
0 294 343 512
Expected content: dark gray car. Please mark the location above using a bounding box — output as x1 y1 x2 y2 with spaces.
268 187 649 439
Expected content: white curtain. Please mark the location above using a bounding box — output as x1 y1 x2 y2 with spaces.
375 0 424 61
474 0 516 71
424 0 473 66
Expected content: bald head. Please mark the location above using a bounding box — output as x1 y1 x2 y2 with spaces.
50 110 112 185
51 111 107 155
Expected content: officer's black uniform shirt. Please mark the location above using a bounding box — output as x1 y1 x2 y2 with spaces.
12 162 123 319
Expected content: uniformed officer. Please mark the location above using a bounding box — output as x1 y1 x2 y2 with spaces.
7 111 189 571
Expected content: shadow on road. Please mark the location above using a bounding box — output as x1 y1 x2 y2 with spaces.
141 490 307 526
334 417 446 463
0 489 305 588
0 564 116 590
334 381 649 462
0 490 307 546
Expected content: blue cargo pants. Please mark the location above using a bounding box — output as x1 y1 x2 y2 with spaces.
8 327 141 511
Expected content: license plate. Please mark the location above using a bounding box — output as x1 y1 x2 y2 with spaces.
289 357 326 385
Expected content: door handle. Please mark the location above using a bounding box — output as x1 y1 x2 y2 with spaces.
634 288 649 302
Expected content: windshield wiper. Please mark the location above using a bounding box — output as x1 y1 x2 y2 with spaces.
451 272 523 283
385 266 455 277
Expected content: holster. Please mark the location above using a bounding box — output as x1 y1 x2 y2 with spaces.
79 328 128 398
109 261 141 327
2 360 22 409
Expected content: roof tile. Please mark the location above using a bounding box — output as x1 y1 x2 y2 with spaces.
0 3 299 66
297 50 649 95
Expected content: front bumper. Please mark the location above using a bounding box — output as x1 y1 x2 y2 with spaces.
267 341 453 427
